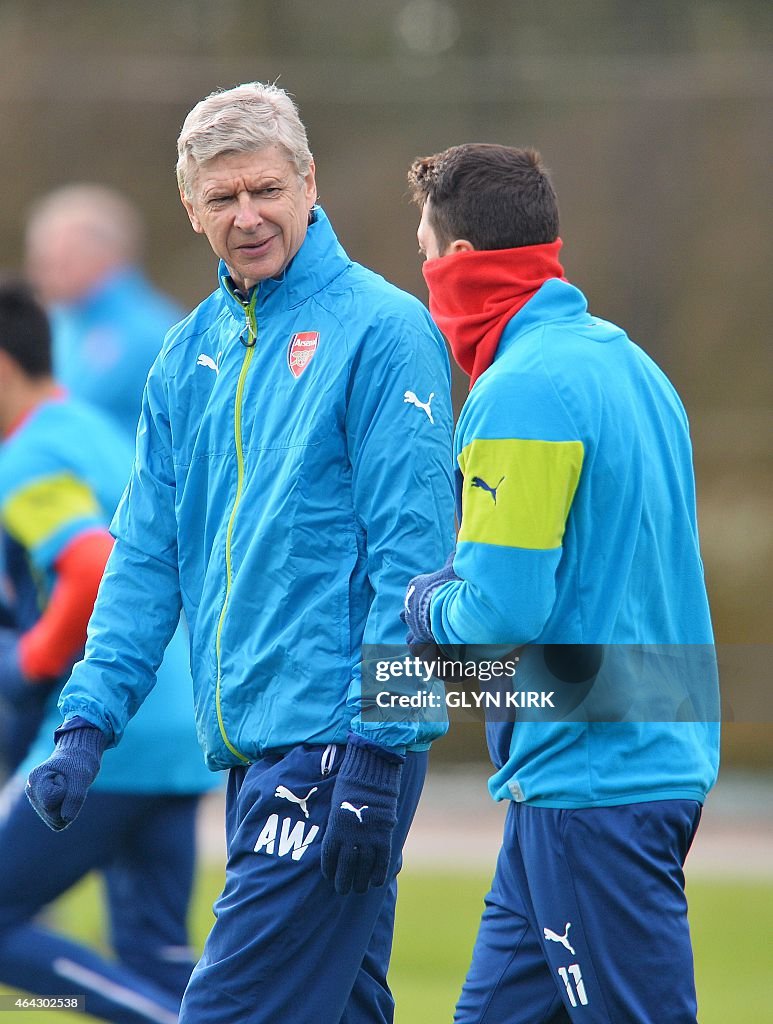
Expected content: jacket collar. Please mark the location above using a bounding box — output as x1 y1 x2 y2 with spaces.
493 278 589 361
218 206 352 321
53 266 144 318
4 386 67 440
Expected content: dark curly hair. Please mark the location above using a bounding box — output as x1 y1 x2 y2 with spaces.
408 143 559 253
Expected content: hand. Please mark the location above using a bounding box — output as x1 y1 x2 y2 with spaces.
25 719 108 831
321 733 404 895
402 551 460 645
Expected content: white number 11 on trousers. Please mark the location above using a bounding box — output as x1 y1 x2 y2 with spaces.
557 964 589 1008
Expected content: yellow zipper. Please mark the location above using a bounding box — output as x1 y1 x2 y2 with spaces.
214 294 257 763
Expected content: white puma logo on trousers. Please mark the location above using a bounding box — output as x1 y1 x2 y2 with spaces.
275 786 318 818
544 922 576 955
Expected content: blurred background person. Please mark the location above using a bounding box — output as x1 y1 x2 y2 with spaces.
1 185 184 781
24 184 183 441
0 278 217 1022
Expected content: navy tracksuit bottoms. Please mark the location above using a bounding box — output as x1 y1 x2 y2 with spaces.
179 743 427 1024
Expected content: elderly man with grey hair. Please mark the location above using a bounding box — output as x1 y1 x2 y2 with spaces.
24 184 181 440
26 82 454 1023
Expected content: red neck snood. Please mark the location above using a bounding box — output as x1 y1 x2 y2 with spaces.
422 239 565 388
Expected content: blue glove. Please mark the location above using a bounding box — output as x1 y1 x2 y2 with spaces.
321 733 405 895
25 717 108 831
402 552 460 645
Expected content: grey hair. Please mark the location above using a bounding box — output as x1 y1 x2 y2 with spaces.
26 184 144 263
176 82 313 198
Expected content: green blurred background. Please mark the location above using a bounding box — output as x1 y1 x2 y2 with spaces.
2 867 773 1023
0 2 770 1018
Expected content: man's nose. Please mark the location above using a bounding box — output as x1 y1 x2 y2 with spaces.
233 194 264 231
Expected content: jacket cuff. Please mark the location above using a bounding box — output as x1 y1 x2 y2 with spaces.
341 732 405 787
54 717 109 756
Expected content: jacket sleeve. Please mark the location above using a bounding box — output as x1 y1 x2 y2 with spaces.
0 458 114 679
58 359 182 744
19 530 115 678
430 361 584 647
344 309 455 750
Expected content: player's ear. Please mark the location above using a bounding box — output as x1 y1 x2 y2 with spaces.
446 239 475 254
303 159 317 212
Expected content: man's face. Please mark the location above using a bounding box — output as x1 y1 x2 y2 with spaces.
417 199 447 262
181 145 317 291
25 213 110 306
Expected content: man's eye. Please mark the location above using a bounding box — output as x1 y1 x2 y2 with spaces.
259 187 281 198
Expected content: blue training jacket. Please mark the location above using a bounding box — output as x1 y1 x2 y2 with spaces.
51 267 183 440
429 278 720 808
0 397 216 794
60 208 455 768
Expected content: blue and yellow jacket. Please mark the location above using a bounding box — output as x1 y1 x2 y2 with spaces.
60 208 455 768
430 278 720 807
0 397 216 793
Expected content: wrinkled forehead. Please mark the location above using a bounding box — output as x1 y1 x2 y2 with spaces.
189 144 301 194
26 207 102 251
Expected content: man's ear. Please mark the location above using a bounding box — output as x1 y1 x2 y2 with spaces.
447 239 475 254
303 159 318 212
180 190 203 234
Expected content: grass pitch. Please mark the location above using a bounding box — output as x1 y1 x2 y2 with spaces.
0 868 771 1022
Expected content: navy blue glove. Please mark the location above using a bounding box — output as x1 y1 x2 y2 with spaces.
321 733 405 895
402 552 460 645
25 717 108 831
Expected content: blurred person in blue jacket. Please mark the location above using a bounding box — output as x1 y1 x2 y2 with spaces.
0 278 218 1024
404 145 719 1024
24 184 182 440
26 82 455 1024
9 186 182 769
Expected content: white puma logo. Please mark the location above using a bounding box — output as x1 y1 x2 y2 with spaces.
543 922 576 955
197 351 222 374
275 785 318 819
403 390 435 424
404 584 416 614
341 802 368 823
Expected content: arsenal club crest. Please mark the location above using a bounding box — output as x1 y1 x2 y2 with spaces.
287 331 320 378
